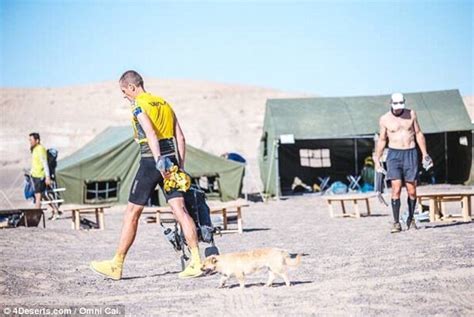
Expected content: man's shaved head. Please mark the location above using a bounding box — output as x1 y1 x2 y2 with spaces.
119 70 144 88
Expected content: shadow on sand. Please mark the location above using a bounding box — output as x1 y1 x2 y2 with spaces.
121 270 181 280
243 228 271 233
361 214 388 217
422 221 473 230
227 280 313 289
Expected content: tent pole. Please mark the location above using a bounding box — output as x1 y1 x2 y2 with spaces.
445 132 448 182
275 140 280 200
265 139 276 199
354 139 359 175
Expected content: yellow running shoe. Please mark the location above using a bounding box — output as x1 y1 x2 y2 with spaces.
178 261 203 279
90 259 122 280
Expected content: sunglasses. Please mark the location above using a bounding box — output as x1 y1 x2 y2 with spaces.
392 101 405 105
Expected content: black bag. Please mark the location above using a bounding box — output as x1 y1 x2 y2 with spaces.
47 148 58 179
80 218 98 229
8 214 22 228
183 186 213 243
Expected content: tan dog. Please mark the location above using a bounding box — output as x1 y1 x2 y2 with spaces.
201 248 302 288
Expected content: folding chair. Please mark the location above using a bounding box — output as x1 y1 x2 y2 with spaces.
318 176 331 193
40 186 65 209
346 175 362 192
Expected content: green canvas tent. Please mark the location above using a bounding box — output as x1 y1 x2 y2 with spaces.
56 126 245 205
259 89 473 196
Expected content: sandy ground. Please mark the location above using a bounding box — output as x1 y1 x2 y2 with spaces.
1 191 473 316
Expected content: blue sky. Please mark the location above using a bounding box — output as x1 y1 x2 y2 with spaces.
1 0 472 96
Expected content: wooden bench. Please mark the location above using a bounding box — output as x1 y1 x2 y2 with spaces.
323 193 376 218
0 208 46 228
209 202 249 234
62 205 111 230
148 202 249 234
416 191 473 222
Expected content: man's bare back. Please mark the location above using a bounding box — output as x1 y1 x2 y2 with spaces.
379 109 417 150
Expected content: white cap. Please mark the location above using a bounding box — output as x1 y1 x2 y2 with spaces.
391 93 405 110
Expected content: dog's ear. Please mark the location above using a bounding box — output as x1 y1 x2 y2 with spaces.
211 256 218 264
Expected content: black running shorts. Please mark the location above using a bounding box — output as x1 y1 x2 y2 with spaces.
32 177 46 194
128 156 183 206
386 147 419 182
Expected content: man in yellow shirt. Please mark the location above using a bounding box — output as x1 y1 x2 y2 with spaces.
29 133 59 219
90 70 202 280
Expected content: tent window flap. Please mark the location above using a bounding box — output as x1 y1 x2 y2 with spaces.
299 149 331 168
84 179 120 203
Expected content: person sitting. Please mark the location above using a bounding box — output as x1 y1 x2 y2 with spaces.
361 156 375 192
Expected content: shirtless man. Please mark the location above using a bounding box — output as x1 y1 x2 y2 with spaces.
374 93 433 233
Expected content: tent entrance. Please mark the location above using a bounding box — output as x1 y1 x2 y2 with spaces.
277 138 375 195
421 131 472 184
192 175 221 200
275 131 471 195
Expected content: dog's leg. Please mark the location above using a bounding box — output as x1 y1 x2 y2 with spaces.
218 275 229 288
235 272 245 288
266 271 276 287
278 272 291 287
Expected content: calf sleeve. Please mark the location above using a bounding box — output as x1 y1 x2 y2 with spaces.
407 198 417 220
391 199 401 223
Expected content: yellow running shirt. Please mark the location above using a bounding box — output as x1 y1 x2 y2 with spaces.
131 92 175 156
31 144 48 178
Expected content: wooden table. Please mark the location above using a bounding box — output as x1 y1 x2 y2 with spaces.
323 193 376 218
416 191 473 222
0 208 46 228
151 202 249 234
62 205 111 230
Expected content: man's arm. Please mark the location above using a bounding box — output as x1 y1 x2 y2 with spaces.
374 117 388 170
136 112 161 161
174 114 186 168
412 110 428 158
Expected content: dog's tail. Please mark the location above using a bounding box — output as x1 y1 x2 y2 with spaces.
284 253 302 267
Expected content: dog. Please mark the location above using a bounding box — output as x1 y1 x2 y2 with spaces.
201 248 302 288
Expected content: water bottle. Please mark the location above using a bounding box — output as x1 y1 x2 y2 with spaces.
162 226 177 249
422 155 433 171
